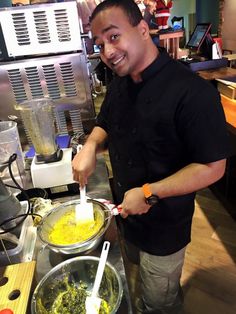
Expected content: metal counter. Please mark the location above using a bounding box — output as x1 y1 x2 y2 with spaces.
34 154 133 314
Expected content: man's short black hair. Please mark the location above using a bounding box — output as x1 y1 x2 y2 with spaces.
90 0 143 27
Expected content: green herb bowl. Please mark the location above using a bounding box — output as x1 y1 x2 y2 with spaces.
31 255 123 314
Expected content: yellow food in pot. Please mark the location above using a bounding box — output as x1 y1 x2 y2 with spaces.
48 206 104 245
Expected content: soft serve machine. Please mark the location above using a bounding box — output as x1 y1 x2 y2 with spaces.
0 1 97 190
0 1 98 264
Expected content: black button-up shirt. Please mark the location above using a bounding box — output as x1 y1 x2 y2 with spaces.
96 48 229 255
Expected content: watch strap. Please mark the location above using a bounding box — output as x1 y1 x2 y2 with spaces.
142 183 152 198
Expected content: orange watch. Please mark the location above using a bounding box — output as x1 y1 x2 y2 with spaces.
142 183 159 205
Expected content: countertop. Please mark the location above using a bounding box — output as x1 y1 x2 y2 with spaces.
33 154 133 314
197 66 236 81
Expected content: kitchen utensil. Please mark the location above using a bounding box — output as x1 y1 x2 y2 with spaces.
75 144 94 222
37 199 112 255
31 256 123 314
75 185 94 222
85 241 110 314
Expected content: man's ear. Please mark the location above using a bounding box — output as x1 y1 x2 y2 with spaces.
138 19 150 39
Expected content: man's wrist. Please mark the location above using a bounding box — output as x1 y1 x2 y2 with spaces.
142 183 159 205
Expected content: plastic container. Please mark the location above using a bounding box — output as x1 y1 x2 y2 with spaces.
0 121 25 187
15 98 58 160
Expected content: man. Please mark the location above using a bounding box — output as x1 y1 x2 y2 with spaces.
72 0 229 313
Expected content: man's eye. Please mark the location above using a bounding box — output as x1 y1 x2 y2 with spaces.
111 34 119 41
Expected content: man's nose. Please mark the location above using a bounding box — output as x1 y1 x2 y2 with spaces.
103 43 115 58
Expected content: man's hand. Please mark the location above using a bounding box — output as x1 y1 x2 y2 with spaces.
72 145 96 187
119 187 150 219
72 126 108 187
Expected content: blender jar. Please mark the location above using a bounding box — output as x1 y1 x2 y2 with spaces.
15 98 62 163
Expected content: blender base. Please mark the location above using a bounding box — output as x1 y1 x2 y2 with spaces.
31 148 75 189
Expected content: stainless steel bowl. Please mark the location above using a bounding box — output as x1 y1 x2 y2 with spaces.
31 255 123 314
37 199 112 255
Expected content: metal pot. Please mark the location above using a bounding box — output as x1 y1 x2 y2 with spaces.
31 255 123 314
37 199 112 255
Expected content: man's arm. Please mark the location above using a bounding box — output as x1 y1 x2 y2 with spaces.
119 159 226 218
72 126 108 186
151 159 226 199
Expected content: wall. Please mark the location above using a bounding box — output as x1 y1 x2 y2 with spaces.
195 0 220 36
222 0 236 53
170 0 196 43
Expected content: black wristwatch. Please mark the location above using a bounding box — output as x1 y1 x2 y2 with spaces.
142 183 159 205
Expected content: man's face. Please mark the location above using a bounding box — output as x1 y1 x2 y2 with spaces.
91 7 148 78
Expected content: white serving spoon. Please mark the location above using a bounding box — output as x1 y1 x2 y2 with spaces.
75 145 94 223
85 241 110 314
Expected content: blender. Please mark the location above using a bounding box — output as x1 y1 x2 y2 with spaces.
15 98 75 191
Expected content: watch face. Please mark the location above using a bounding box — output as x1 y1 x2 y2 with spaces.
146 195 159 205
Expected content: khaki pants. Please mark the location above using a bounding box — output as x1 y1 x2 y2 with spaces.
124 241 186 314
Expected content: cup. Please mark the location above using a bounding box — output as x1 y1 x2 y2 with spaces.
0 121 25 188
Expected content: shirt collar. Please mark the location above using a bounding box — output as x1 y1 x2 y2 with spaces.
141 47 171 82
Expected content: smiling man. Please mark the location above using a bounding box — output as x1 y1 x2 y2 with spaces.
72 1 229 313
91 0 158 81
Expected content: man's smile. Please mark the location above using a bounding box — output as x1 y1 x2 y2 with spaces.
111 55 125 67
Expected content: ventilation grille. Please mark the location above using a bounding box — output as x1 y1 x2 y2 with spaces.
0 2 82 57
1 53 95 129
12 13 30 46
7 69 27 103
7 62 79 102
54 9 71 42
42 64 61 100
25 66 44 99
33 11 51 44
60 62 77 97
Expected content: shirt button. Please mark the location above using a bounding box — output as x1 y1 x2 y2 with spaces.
146 98 152 104
115 124 121 131
128 160 133 167
115 154 120 161
131 127 137 134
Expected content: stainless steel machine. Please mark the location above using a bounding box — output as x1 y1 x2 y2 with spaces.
0 1 98 192
0 1 96 143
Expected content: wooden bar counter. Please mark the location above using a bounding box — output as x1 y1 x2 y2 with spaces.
221 94 236 133
197 66 236 81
